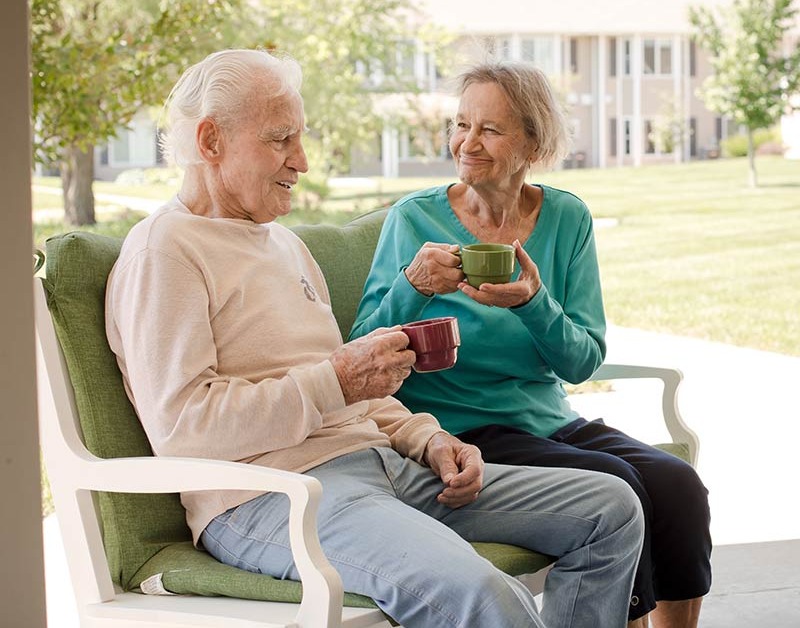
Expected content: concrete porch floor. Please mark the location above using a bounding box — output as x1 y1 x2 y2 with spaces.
43 324 800 626
701 539 800 627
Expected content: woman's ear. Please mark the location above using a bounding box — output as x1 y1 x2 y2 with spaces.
196 117 223 163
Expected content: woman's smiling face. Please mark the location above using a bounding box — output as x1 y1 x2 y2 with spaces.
449 81 535 191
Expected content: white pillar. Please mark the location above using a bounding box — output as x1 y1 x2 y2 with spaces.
631 34 643 167
596 35 608 169
616 38 624 167
381 126 400 178
0 1 47 626
673 35 684 164
553 34 563 76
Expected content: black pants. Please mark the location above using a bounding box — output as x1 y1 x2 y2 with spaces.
458 419 712 620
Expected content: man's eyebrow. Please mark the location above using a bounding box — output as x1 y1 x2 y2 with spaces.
260 124 297 139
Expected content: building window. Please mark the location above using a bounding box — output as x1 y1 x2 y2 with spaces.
111 133 130 164
623 39 632 75
520 37 555 74
609 37 617 77
569 37 578 73
623 118 632 155
690 117 698 157
609 118 617 157
643 39 672 75
689 40 697 77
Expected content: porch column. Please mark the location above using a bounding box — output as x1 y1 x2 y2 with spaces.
0 1 47 625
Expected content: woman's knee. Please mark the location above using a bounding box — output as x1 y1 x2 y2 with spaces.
647 457 709 518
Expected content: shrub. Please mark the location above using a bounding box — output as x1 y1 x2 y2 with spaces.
721 128 781 157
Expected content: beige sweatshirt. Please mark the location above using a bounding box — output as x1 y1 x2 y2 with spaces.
105 199 442 543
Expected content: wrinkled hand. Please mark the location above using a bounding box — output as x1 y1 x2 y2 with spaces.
330 327 415 405
424 432 485 508
404 243 463 296
459 240 542 308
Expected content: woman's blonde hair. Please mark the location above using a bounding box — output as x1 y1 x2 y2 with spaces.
160 49 302 167
455 62 571 170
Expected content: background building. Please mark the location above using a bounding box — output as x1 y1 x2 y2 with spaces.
95 0 797 180
351 0 740 177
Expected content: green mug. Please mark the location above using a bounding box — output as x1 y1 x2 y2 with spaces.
459 243 515 288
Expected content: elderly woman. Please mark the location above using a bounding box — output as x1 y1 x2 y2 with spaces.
105 50 645 628
351 62 711 628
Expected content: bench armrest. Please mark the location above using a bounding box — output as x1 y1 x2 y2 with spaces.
589 363 699 466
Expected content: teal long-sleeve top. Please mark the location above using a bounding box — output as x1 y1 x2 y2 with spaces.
349 184 607 438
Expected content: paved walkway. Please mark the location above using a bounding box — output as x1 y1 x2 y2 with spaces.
32 185 165 221
41 325 800 626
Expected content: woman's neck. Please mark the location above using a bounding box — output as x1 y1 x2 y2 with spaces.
450 182 542 244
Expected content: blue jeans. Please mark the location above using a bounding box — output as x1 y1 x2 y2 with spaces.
202 447 644 628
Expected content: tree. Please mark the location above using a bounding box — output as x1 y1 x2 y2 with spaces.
30 0 245 226
690 0 800 187
236 0 451 188
649 96 691 156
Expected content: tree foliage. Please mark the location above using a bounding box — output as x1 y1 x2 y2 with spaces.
235 0 451 180
30 0 450 223
30 0 245 224
689 0 800 186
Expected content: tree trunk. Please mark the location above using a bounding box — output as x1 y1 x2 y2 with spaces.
61 144 96 226
746 128 758 188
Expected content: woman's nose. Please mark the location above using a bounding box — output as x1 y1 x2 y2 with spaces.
461 128 481 152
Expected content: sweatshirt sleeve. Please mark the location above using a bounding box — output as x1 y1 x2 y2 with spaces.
362 396 444 463
349 207 433 339
511 210 606 383
106 249 346 462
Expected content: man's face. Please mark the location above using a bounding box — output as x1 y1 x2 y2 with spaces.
215 89 308 223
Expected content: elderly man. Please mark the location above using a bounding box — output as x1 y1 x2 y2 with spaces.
105 49 644 628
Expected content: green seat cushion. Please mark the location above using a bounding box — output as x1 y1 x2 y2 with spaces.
654 442 691 463
132 542 376 607
43 226 553 607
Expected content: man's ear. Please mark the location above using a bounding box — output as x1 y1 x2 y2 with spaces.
196 117 223 163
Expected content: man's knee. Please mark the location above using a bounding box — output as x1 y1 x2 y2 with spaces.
595 473 646 540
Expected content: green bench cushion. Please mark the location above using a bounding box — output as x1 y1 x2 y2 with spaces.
42 218 552 608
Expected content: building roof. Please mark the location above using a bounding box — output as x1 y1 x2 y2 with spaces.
417 0 735 35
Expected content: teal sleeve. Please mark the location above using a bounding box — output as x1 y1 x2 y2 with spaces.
511 211 606 383
349 208 433 339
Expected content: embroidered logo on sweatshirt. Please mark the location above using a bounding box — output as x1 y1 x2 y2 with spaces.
300 276 317 302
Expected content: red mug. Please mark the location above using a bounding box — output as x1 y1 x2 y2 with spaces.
401 316 461 373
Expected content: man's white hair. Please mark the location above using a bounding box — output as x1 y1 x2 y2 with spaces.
160 49 303 167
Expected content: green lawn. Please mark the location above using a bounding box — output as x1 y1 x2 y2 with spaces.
532 157 800 357
32 155 800 356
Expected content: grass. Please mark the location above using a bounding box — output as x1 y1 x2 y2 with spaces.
32 155 800 356
530 157 800 356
